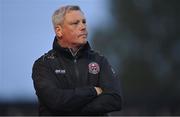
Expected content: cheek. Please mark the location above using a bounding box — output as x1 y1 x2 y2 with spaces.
66 32 78 42
63 28 78 40
64 30 75 37
71 32 78 38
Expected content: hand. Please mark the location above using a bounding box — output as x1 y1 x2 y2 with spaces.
94 87 103 95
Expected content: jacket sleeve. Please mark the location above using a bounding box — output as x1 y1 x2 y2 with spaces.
32 57 97 112
81 57 122 114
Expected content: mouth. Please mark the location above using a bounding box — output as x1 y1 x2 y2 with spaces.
78 33 88 38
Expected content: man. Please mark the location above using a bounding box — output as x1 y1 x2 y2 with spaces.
32 5 122 116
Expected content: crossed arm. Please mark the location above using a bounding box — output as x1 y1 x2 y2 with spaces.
32 57 122 114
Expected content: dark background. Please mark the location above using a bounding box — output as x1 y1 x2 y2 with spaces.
92 0 180 115
1 0 180 116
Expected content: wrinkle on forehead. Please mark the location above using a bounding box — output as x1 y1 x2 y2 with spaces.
64 10 86 23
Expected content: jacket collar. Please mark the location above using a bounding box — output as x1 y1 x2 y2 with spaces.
52 36 91 59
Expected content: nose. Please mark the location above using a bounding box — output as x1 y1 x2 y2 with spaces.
79 22 86 30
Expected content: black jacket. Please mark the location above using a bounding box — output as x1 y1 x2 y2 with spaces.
32 37 122 115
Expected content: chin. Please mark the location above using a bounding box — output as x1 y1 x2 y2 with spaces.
80 38 87 43
79 41 87 46
73 38 87 46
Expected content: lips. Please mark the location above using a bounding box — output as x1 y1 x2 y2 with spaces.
78 33 87 37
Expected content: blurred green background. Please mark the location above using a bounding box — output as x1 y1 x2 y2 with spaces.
92 0 180 115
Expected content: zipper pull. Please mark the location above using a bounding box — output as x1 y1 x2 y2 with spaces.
74 59 77 63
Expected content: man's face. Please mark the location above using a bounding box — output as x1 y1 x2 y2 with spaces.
56 10 88 47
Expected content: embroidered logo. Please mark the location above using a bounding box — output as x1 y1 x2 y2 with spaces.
88 62 100 74
55 69 66 74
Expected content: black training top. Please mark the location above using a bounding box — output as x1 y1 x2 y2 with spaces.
32 37 122 116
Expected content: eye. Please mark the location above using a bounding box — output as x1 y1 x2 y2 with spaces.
71 21 79 25
82 19 86 24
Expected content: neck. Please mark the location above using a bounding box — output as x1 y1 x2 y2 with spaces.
69 47 82 57
69 47 80 53
57 40 80 50
57 38 82 56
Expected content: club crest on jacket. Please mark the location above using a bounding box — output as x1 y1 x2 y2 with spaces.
88 62 100 74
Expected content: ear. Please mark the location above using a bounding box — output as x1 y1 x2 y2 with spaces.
55 25 63 38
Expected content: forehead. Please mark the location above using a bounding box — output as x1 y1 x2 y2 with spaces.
64 10 85 21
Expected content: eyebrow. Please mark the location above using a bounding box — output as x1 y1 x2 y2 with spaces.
69 18 86 23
